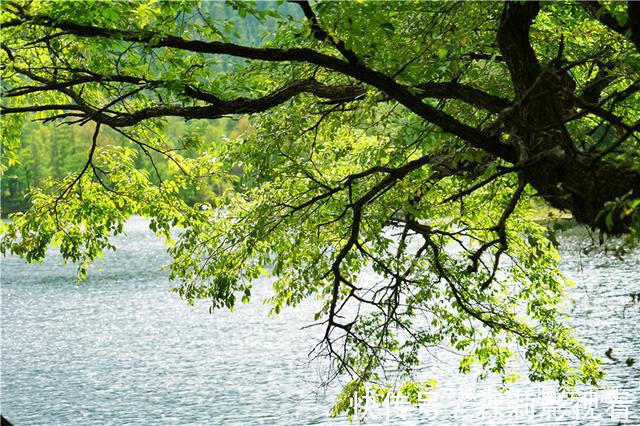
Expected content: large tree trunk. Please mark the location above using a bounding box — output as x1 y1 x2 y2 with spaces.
498 1 640 234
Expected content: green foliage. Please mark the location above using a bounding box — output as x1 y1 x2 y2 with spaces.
0 117 242 213
3 0 638 413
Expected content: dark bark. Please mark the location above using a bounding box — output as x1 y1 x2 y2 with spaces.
2 3 639 233
629 1 640 52
3 14 517 161
498 1 640 234
415 82 511 113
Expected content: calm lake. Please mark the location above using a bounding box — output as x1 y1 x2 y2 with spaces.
1 216 638 425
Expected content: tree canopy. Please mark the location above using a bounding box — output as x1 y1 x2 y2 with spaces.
1 0 639 413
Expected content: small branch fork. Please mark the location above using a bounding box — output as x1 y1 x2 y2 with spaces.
280 147 532 378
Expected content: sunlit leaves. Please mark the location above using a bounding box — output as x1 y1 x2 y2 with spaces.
4 0 634 408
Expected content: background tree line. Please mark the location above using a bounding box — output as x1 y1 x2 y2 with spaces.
2 116 252 214
1 0 298 214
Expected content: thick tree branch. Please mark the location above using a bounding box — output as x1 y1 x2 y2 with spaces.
416 81 511 113
1 75 365 127
290 0 361 65
496 1 542 98
6 15 516 162
184 78 363 107
629 1 640 53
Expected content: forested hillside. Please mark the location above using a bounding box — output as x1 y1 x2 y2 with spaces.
1 117 250 213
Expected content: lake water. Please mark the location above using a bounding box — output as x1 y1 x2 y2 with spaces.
1 216 638 425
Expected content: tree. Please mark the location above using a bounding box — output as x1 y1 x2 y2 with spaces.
1 0 639 412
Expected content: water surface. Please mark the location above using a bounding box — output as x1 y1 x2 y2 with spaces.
2 217 638 424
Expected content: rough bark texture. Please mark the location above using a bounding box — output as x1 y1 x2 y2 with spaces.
498 1 640 233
